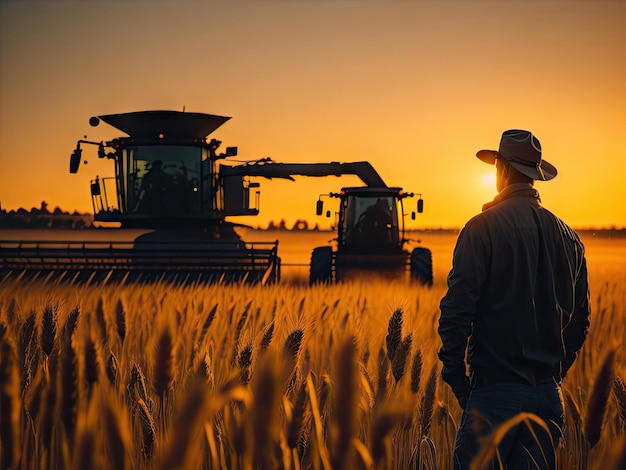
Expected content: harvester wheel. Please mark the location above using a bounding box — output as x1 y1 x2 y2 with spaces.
309 246 333 285
410 247 433 287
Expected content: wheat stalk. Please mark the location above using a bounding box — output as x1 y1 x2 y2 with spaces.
585 348 616 448
305 372 333 470
102 394 130 470
71 427 96 470
39 343 60 446
250 356 280 468
332 336 359 470
370 409 402 467
0 338 19 470
59 332 78 441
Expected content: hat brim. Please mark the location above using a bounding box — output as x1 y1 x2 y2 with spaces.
476 149 557 181
476 149 497 165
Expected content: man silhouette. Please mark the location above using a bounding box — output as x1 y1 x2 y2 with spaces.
139 160 172 212
438 129 590 469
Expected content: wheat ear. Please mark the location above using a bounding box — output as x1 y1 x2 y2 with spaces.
153 326 174 398
584 348 616 448
391 333 412 383
411 346 423 394
386 308 403 362
41 304 57 357
419 363 438 437
115 299 126 343
136 397 156 459
612 375 626 427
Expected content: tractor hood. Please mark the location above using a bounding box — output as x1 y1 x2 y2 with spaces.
92 110 231 139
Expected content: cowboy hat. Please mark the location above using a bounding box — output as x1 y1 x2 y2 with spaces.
476 129 557 181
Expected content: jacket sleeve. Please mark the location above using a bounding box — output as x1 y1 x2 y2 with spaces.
438 219 488 407
561 248 591 378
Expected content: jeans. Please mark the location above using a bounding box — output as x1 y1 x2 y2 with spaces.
453 381 564 470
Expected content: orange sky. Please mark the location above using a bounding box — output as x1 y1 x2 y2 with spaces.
1 1 624 230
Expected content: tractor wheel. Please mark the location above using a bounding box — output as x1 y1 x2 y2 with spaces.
309 246 334 285
410 247 433 287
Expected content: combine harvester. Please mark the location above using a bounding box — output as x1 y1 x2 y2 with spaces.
0 110 430 285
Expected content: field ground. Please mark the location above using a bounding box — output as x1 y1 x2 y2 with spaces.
0 228 625 468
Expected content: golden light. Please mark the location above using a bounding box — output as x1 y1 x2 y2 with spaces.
482 173 496 187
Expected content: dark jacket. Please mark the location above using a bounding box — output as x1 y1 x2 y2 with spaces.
438 183 590 406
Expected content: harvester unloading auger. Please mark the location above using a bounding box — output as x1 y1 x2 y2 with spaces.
0 110 431 285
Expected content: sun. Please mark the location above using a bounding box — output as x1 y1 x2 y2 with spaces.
482 173 496 186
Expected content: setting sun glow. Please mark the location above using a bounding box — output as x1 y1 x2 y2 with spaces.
482 173 496 187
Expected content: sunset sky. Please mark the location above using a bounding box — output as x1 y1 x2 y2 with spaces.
1 0 624 230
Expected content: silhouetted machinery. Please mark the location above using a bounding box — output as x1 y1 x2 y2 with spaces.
310 187 433 285
0 110 430 285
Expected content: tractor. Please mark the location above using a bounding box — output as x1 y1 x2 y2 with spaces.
309 186 433 285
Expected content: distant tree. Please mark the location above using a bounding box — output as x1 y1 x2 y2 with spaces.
279 219 286 230
291 219 309 231
40 200 49 214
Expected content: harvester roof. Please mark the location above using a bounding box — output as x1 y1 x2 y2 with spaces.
93 110 231 139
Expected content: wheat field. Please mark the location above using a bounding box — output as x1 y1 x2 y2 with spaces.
0 231 624 469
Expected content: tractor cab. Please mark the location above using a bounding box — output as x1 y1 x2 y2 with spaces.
316 187 423 254
69 111 259 228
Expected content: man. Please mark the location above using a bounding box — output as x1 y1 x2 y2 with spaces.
139 160 172 212
438 129 590 469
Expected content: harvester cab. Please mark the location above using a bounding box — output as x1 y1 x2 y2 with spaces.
310 187 433 285
70 111 260 227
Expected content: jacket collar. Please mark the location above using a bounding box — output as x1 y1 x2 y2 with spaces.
482 183 540 211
